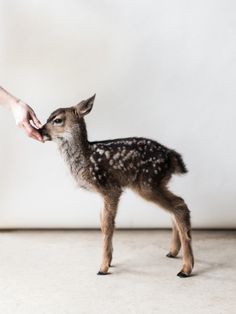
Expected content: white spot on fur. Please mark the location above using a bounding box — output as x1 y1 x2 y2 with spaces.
90 156 95 163
113 152 120 160
121 149 126 157
109 160 114 166
119 160 124 167
105 151 110 159
123 151 134 161
97 148 104 155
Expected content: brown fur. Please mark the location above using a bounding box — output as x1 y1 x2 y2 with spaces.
40 95 194 277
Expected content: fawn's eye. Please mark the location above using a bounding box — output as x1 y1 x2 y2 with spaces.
53 118 63 125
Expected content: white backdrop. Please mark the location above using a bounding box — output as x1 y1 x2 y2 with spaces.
0 0 235 228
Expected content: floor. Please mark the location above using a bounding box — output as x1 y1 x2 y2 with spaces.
0 230 235 314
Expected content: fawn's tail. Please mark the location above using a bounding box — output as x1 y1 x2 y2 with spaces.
169 150 188 174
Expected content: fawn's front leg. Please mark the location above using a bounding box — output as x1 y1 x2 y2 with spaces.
98 191 121 275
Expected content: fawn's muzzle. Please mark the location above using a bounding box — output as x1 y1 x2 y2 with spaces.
39 126 51 141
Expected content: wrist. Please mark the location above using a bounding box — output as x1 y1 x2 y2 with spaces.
8 98 22 110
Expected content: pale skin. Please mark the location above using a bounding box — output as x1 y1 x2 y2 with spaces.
0 86 43 142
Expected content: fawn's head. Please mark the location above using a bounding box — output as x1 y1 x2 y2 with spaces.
40 94 95 142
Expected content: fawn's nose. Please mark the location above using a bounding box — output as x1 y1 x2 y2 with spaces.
38 127 43 136
39 126 51 141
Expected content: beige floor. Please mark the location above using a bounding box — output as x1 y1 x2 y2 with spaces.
0 230 235 314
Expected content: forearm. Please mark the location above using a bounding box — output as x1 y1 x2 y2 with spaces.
0 86 19 108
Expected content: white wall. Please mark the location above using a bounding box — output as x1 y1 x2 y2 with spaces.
0 0 235 228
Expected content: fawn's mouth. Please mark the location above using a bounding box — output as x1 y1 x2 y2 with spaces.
39 128 52 141
42 134 51 141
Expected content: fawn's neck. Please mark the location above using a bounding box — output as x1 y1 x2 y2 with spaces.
57 120 91 175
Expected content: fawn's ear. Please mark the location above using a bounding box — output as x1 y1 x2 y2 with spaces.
75 94 96 117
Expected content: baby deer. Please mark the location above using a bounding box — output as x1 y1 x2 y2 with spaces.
40 95 194 277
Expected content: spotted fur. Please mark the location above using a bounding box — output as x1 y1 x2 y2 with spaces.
40 94 194 277
87 137 187 192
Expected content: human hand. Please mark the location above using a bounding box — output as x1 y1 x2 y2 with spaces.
10 100 44 142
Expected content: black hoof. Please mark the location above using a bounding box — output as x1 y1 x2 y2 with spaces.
97 271 108 275
166 252 176 258
177 271 189 278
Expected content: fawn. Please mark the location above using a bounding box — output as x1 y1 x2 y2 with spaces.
40 95 194 277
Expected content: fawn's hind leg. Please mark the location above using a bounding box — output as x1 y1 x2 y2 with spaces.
156 187 194 277
166 217 181 258
98 190 121 275
139 186 194 277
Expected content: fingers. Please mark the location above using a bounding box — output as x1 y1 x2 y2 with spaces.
22 121 43 142
11 101 44 142
29 110 42 129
